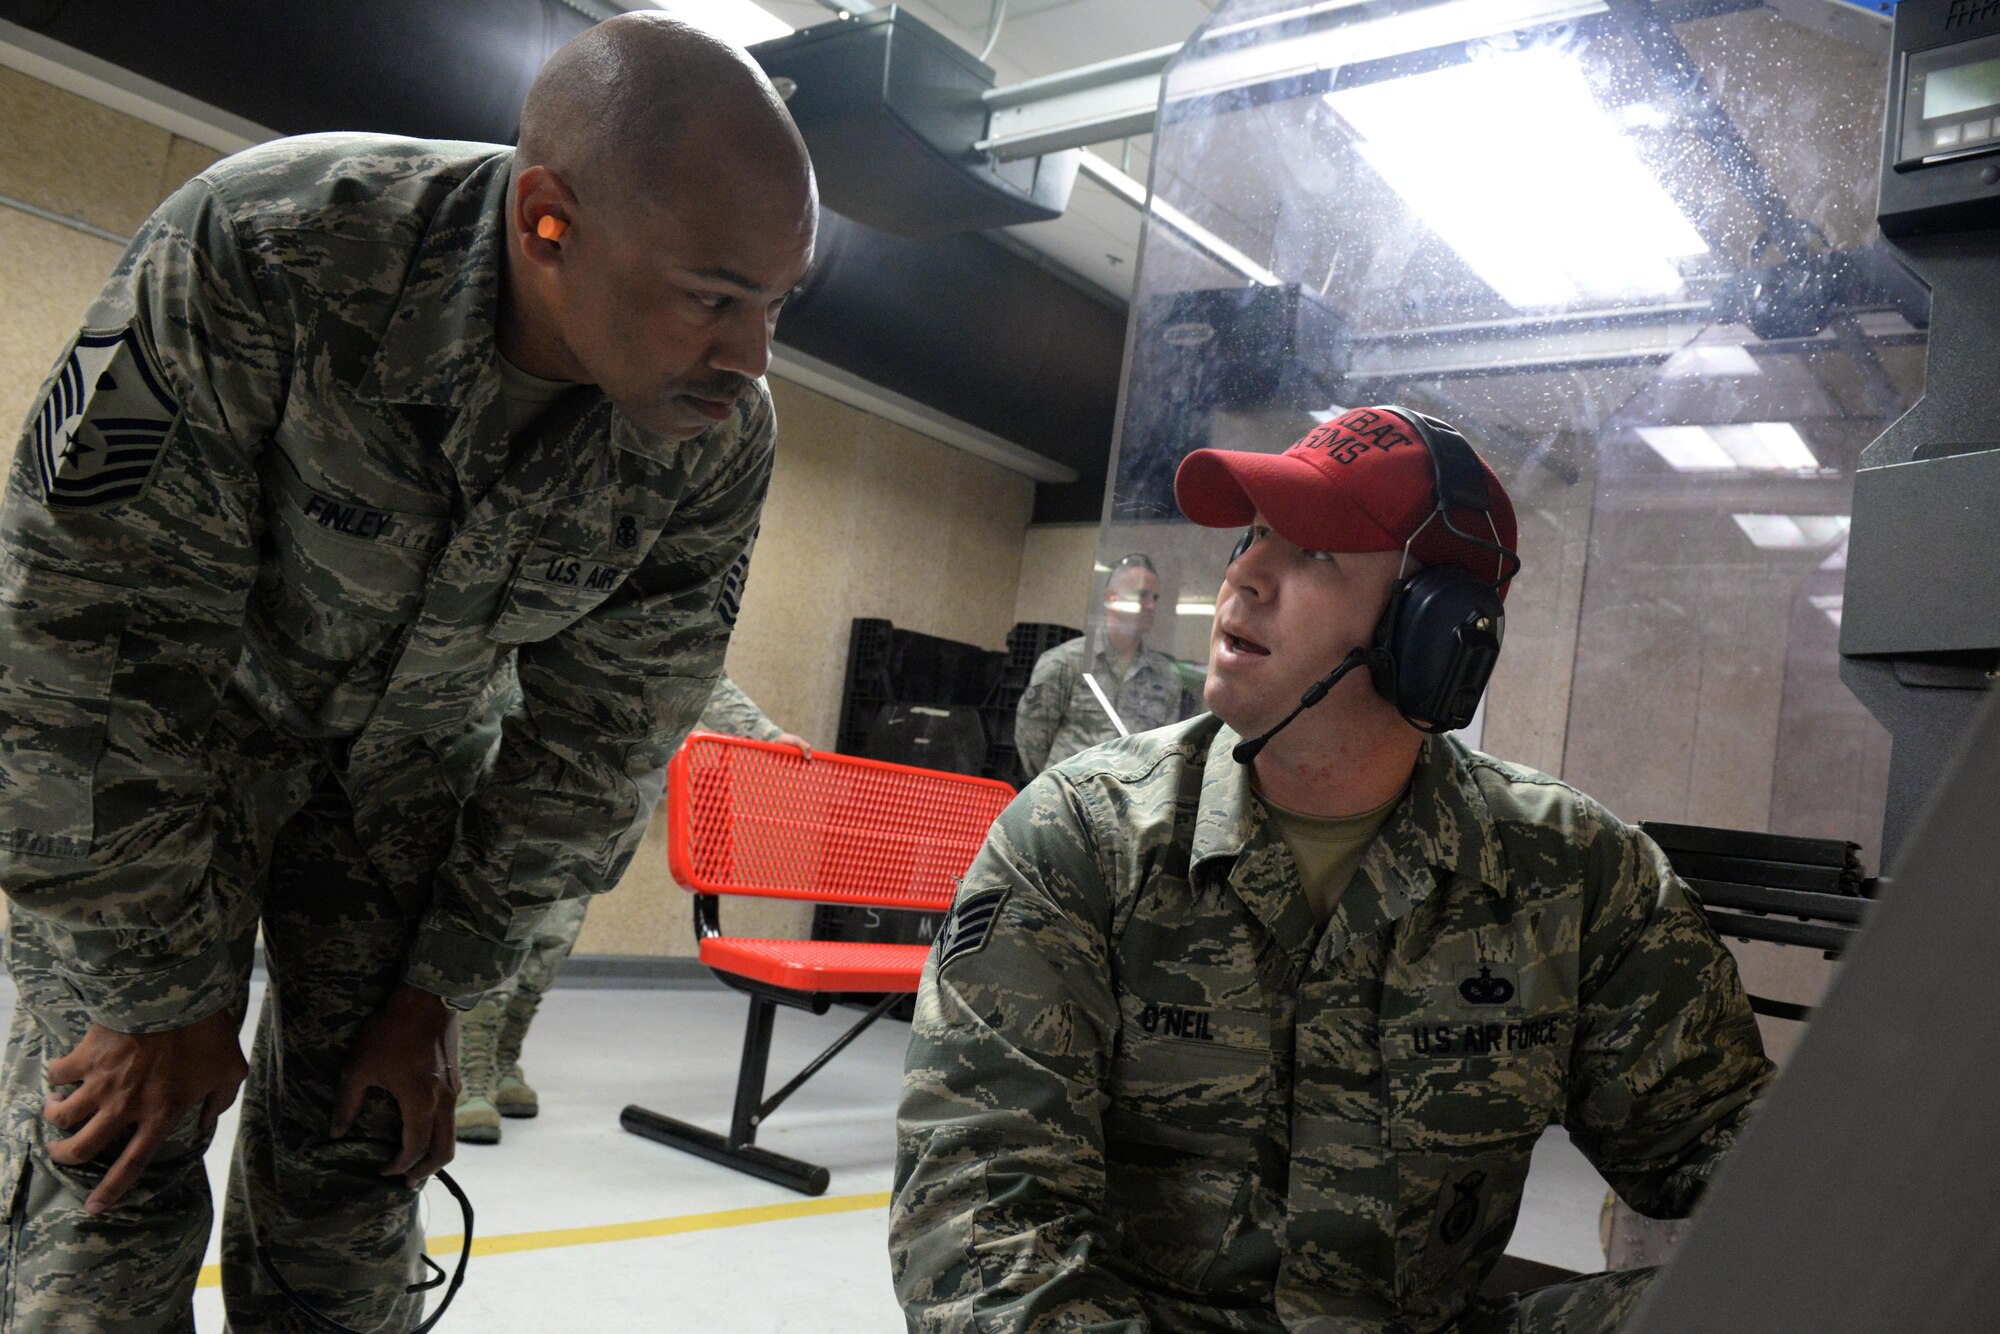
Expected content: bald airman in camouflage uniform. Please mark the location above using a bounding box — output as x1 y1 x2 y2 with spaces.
1014 555 1203 777
0 15 816 1330
893 408 1771 1333
454 674 805 1142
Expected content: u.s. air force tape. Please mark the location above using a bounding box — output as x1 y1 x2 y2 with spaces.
936 888 1007 973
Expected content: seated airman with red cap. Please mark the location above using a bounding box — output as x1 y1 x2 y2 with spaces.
890 405 1773 1334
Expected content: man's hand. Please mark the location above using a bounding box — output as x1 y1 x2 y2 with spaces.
43 1007 248 1215
773 731 812 758
330 983 461 1188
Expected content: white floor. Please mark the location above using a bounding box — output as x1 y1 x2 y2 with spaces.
1 980 1610 1331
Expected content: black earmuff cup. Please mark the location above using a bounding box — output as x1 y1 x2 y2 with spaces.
1371 568 1505 733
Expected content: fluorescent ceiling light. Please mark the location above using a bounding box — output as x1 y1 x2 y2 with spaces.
1662 344 1760 378
1176 600 1217 616
1636 422 1820 473
648 1 791 48
1079 152 1281 287
1198 0 1607 91
1325 47 1706 309
1088 1 1605 291
1731 514 1851 550
1107 599 1143 613
1810 593 1843 627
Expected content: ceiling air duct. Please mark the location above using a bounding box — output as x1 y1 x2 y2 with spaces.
751 8 1078 238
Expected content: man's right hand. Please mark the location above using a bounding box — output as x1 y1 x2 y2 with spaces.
42 1007 247 1215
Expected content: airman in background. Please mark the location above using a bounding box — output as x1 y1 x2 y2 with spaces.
454 676 810 1143
1013 552 1203 776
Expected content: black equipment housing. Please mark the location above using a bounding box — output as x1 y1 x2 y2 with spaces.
1840 0 2000 866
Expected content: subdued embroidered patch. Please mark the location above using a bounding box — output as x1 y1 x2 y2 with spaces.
715 546 752 628
31 325 181 511
936 888 1008 973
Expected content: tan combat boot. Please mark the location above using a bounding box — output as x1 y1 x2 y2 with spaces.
454 997 505 1144
492 985 544 1119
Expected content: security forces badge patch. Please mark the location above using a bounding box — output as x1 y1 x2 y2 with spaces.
31 325 180 511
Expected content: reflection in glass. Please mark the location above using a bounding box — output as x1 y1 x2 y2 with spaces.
1325 47 1707 309
1087 0 1921 862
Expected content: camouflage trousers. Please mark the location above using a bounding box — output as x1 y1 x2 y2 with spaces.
1461 1265 1657 1333
0 728 456 1332
488 894 587 1021
458 895 588 1089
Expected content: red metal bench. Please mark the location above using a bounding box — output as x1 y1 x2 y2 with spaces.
620 732 1014 1195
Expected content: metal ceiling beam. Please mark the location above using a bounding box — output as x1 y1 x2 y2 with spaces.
1338 307 1920 382
975 0 1625 158
977 43 1179 159
850 0 1844 167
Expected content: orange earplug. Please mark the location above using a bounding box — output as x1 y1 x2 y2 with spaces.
536 215 568 241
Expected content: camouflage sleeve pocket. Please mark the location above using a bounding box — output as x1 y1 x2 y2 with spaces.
0 551 122 859
487 543 633 645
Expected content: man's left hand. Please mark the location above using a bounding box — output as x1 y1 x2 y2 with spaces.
774 731 812 758
330 982 461 1188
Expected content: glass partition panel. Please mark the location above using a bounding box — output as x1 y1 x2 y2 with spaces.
1076 0 1918 865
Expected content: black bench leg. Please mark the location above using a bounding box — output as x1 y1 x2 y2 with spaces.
621 994 832 1196
729 993 777 1147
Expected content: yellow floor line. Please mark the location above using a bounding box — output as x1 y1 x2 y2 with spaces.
195 1190 891 1289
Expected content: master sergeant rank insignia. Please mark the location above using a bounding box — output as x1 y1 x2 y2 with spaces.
31 325 181 512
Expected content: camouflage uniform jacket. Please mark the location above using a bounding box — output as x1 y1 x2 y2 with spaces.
700 676 785 743
892 714 1772 1333
1013 636 1202 777
0 133 773 1031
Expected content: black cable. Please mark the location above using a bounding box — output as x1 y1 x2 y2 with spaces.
1398 407 1522 589
1433 501 1523 587
256 1167 474 1333
1231 648 1370 765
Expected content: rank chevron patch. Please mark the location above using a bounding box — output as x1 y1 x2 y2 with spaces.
31 325 181 511
936 888 1008 973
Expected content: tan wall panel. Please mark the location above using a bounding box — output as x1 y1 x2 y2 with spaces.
0 210 125 470
1012 523 1098 630
159 136 225 203
718 377 1036 745
0 67 176 238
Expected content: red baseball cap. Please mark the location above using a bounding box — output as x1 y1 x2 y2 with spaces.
1174 406 1518 596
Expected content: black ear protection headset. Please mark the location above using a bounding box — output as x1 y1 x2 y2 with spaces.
1365 407 1520 734
1231 408 1522 765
